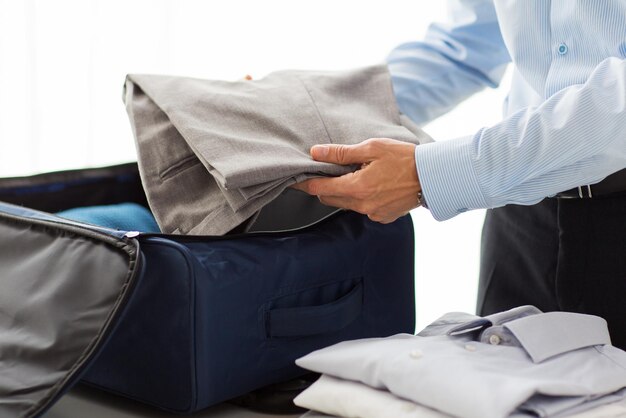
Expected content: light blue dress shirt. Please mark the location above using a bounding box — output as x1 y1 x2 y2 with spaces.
387 0 626 220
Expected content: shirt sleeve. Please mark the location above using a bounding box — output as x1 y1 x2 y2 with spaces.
386 0 511 125
416 57 626 221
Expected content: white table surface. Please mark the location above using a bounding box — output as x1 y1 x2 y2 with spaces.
43 386 302 418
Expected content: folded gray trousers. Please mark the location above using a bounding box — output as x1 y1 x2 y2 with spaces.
124 64 432 235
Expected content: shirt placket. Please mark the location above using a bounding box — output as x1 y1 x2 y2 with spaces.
545 0 569 98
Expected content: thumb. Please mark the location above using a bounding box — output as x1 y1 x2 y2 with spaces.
311 143 374 165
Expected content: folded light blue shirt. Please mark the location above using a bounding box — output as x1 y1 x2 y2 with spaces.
297 306 626 418
387 0 626 220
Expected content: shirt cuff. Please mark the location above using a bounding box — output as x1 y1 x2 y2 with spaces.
415 136 488 221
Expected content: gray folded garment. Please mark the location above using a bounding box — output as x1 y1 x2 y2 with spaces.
124 64 432 235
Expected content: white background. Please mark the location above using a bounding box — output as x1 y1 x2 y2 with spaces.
0 0 510 330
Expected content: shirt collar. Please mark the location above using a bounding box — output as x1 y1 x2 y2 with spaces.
418 306 611 363
497 311 611 362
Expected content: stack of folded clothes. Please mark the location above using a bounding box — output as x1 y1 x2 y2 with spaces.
295 306 626 418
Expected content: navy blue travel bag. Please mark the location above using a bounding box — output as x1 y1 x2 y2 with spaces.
0 163 415 415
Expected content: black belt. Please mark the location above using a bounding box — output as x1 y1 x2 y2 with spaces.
555 168 626 198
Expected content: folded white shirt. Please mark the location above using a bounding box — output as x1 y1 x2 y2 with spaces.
295 374 452 418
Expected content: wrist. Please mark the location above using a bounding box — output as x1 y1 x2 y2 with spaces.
415 153 427 209
417 188 428 209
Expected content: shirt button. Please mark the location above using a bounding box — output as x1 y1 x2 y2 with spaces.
489 334 501 345
409 349 423 359
557 43 568 55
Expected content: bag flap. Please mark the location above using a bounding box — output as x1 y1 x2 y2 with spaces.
0 202 142 417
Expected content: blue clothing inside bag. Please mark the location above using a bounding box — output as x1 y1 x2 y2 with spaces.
56 202 161 233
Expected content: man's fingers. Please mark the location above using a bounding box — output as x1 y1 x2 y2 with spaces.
290 181 309 193
367 213 400 224
293 137 419 224
293 174 356 197
317 195 354 210
292 179 358 211
310 142 376 165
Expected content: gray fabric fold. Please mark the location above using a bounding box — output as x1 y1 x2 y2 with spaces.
124 64 432 235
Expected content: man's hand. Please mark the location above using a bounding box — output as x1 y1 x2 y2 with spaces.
292 138 422 224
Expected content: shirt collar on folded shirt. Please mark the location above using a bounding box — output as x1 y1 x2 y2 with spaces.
417 305 541 337
417 305 612 363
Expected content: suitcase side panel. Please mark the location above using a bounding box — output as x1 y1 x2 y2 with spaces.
81 239 198 413
190 211 415 409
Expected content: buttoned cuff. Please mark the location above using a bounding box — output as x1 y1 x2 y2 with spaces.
415 136 488 221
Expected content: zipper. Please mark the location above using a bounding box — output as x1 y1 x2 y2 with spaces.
0 201 130 239
130 208 346 242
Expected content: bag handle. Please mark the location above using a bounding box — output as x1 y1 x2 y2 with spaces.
266 282 363 338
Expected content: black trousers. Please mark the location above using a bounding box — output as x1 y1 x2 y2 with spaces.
477 192 626 350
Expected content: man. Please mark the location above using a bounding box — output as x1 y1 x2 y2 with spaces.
295 1 626 348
